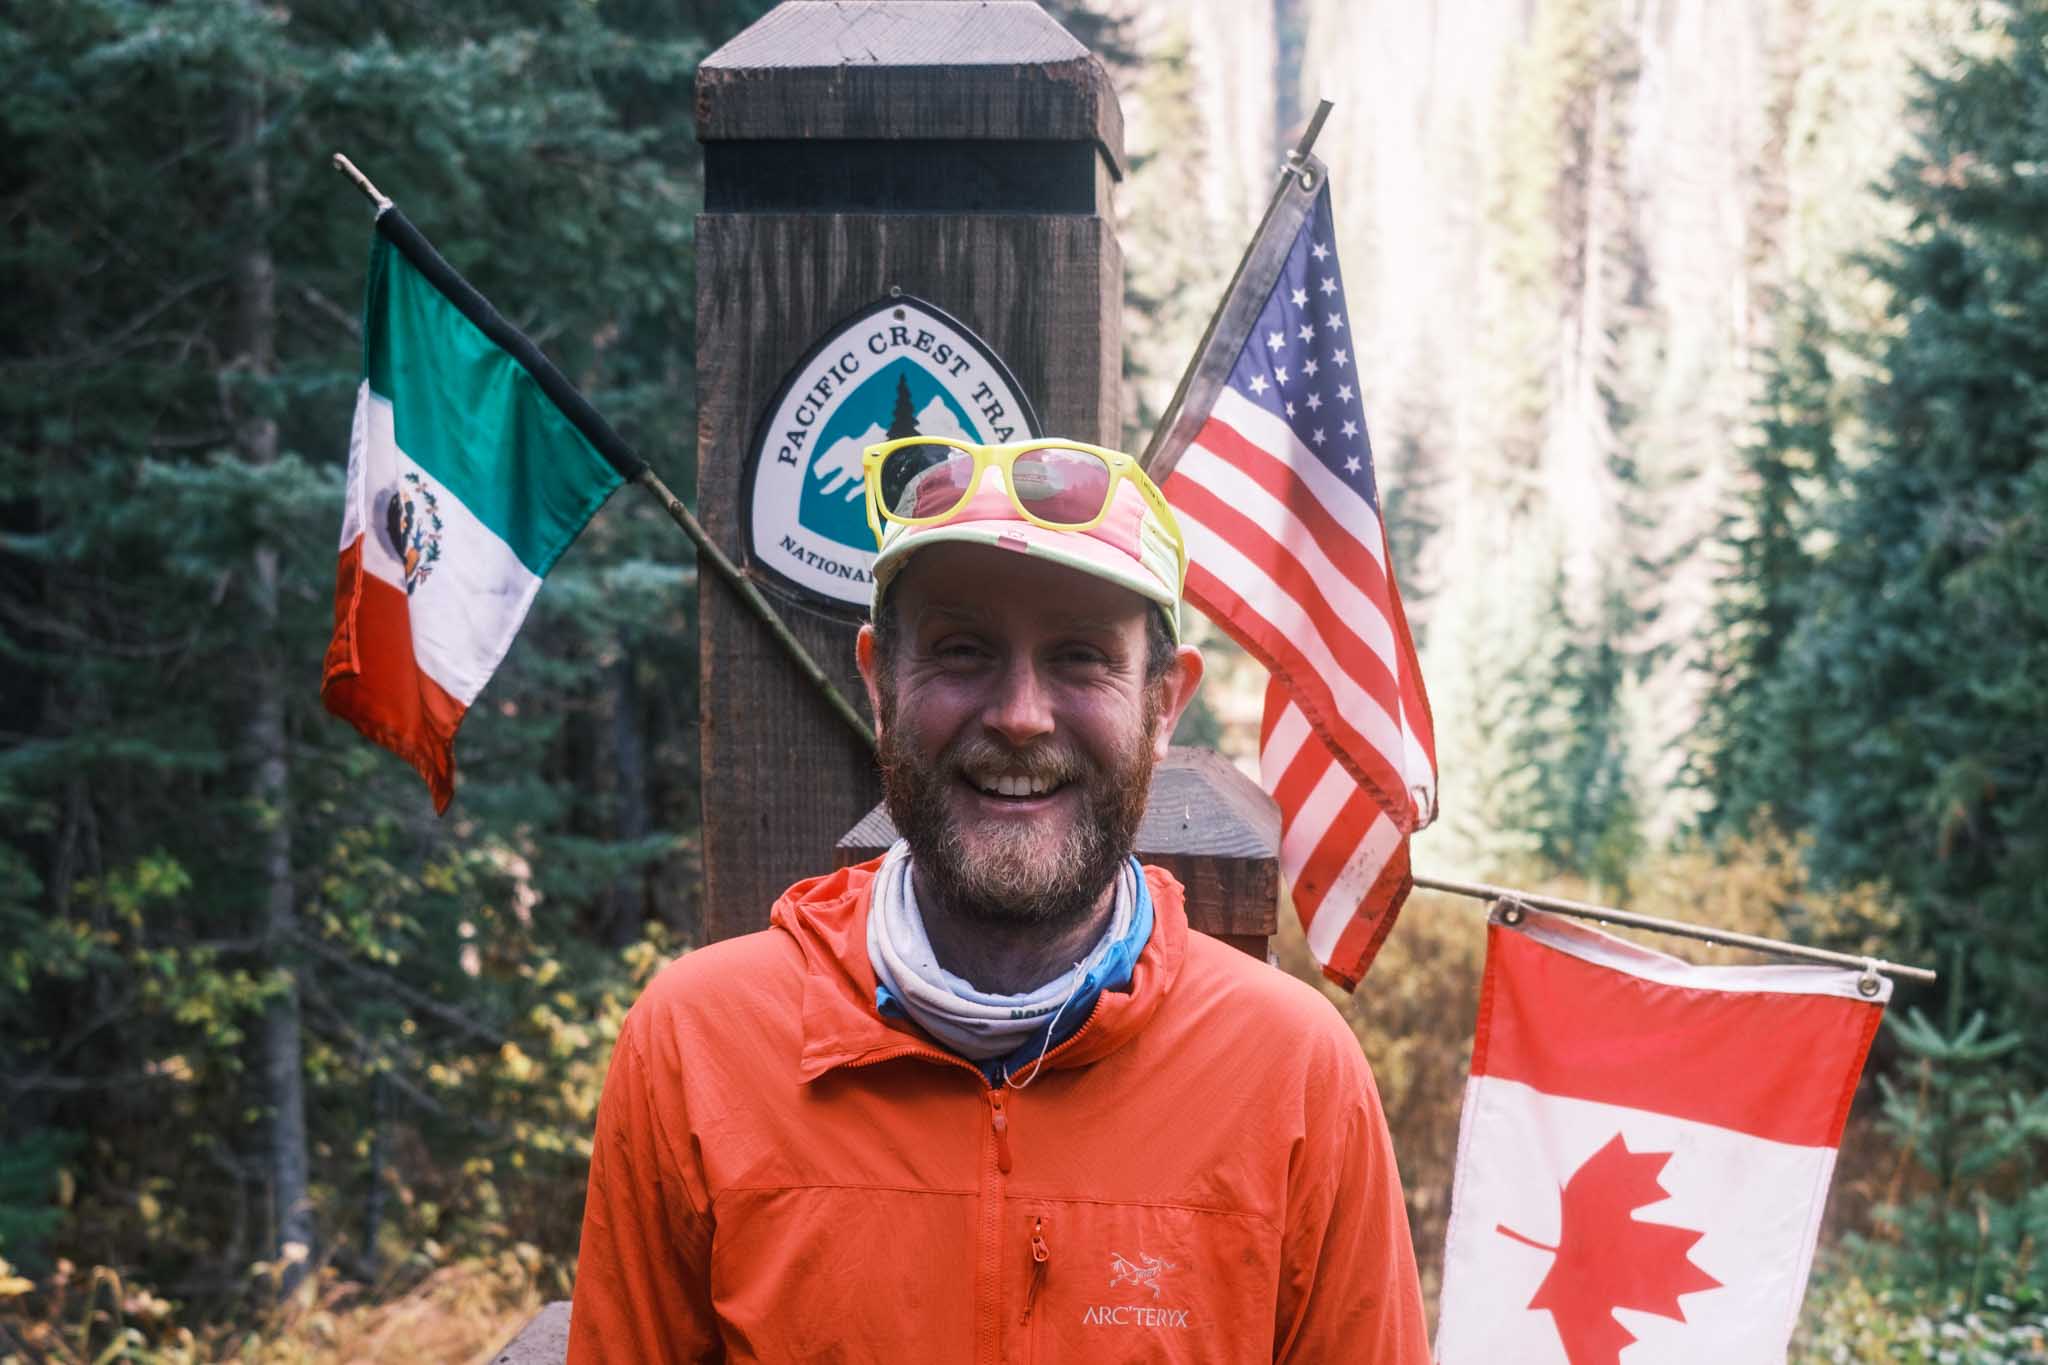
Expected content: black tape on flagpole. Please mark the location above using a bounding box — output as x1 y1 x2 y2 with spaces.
372 206 649 484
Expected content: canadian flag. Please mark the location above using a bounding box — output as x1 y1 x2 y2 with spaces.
1434 906 1890 1365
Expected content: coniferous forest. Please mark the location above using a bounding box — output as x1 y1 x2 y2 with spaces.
4 0 2046 1359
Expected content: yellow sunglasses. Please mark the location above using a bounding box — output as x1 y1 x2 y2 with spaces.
861 436 1188 583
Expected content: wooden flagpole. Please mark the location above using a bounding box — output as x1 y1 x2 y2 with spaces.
330 154 876 752
1413 872 1938 986
1138 98 1334 470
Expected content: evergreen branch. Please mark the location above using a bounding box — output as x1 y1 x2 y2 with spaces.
292 929 508 1048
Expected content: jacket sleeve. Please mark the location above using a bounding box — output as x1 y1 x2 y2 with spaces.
568 1002 722 1364
1272 1036 1431 1364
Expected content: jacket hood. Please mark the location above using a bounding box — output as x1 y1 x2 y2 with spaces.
769 856 1191 1082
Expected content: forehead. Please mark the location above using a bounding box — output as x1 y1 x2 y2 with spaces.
891 542 1154 637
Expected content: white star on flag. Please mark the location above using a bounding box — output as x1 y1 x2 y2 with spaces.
1290 287 1308 307
1248 374 1269 395
1303 358 1319 377
1341 419 1359 438
1267 330 1285 351
1310 240 1329 260
1320 277 1337 296
1306 392 1323 411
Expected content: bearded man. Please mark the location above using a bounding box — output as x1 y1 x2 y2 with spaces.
568 438 1427 1364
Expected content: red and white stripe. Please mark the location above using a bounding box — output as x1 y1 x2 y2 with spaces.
1167 387 1435 825
1260 680 1411 986
1166 385 1436 987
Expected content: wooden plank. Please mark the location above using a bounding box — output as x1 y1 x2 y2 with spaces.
697 3 1125 177
705 1 1088 69
491 1302 569 1365
696 212 1122 941
836 747 1281 947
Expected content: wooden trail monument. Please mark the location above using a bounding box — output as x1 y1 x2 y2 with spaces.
692 0 1278 956
500 12 1279 1354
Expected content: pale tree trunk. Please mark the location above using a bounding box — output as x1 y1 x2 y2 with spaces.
230 74 312 1293
604 651 650 948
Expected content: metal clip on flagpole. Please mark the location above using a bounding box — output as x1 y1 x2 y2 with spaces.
330 153 876 753
1422 874 1937 984
1280 102 1332 192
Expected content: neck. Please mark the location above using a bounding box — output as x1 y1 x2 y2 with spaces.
911 867 1119 996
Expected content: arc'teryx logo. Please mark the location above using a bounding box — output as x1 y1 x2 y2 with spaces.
1081 1252 1192 1330
1109 1252 1174 1298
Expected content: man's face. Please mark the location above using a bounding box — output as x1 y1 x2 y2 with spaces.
857 543 1201 930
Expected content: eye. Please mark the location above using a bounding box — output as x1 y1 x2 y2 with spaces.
929 635 992 664
1052 642 1113 668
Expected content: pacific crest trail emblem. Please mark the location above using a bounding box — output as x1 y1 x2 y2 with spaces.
739 293 1038 611
384 472 443 595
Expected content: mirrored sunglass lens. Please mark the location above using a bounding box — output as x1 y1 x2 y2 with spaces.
880 443 976 521
1010 447 1115 525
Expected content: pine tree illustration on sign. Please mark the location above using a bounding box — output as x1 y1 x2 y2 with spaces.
886 373 920 439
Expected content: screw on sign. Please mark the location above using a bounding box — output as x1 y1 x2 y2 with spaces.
1495 1134 1722 1365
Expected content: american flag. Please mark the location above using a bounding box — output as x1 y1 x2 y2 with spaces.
1159 182 1436 989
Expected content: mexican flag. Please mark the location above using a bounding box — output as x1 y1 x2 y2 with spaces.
322 231 624 811
1434 907 1889 1365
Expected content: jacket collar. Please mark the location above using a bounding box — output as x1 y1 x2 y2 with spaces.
771 856 1190 1083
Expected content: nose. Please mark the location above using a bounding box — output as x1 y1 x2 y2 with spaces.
981 654 1056 748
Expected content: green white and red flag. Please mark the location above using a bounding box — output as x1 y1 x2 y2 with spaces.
322 226 626 811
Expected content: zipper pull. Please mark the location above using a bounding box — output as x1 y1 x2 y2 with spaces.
1023 1215 1050 1323
990 1092 1013 1174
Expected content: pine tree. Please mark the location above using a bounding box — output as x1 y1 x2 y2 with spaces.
1707 1 2048 1064
0 0 771 1306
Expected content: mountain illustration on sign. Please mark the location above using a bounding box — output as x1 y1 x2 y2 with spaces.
1495 1134 1721 1365
800 357 975 551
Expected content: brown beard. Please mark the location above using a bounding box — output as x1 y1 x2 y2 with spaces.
877 685 1162 930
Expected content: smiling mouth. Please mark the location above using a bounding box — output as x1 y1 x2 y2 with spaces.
963 771 1067 800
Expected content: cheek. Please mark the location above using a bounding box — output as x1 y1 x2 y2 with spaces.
887 677 980 753
1060 695 1154 767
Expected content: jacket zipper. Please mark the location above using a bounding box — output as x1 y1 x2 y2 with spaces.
990 1090 1013 1173
831 1003 1106 1364
1022 1215 1049 1323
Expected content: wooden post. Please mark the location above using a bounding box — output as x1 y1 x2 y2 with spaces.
694 1 1125 942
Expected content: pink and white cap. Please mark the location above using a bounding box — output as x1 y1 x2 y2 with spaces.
869 464 1185 641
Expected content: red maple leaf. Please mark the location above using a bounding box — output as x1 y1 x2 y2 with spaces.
1496 1133 1722 1365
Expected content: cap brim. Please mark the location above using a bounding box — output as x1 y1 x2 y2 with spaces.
871 519 1181 638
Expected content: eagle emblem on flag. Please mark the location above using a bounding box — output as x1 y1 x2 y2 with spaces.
379 472 443 596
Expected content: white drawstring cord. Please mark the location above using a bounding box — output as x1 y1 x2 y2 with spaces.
1003 959 1090 1091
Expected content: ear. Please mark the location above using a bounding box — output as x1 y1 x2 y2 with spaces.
1150 644 1205 762
855 623 886 738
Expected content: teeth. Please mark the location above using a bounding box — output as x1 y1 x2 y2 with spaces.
976 773 1055 797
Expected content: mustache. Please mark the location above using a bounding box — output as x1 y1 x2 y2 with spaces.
947 735 1090 786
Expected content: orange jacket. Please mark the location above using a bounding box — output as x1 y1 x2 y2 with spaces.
569 860 1428 1364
